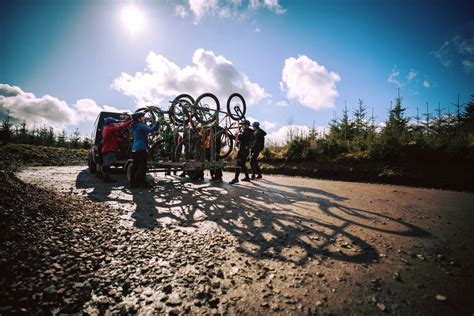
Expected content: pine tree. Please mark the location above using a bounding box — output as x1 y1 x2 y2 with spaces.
0 110 13 143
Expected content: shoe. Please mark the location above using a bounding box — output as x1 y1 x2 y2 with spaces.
210 177 222 182
179 172 186 177
256 174 262 179
251 174 256 180
229 178 239 184
95 172 103 179
241 177 251 182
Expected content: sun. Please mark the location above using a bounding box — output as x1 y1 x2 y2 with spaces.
121 5 145 35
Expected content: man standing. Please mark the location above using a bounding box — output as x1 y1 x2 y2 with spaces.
102 117 133 182
130 113 159 188
230 120 253 184
250 121 267 180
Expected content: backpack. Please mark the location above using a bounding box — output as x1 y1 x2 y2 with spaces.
248 129 257 149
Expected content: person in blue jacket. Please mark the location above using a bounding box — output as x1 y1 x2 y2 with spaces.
130 112 159 188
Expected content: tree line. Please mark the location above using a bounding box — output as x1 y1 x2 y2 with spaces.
0 113 91 150
282 93 474 161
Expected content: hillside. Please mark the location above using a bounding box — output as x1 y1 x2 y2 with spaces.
0 143 88 168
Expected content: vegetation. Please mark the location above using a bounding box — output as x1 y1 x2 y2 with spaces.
0 114 91 150
266 93 474 163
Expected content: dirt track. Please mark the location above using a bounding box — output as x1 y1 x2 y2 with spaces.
17 166 474 315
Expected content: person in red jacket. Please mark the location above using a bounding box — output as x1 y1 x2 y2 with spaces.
102 117 132 182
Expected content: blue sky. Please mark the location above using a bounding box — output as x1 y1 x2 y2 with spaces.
1 0 473 141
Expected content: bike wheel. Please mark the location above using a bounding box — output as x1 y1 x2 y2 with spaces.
215 130 234 159
194 93 220 125
169 94 195 124
226 93 246 121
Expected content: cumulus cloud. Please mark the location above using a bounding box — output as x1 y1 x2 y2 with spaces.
423 80 430 88
112 49 269 108
178 0 285 23
0 84 126 131
280 55 341 110
73 98 126 122
246 116 277 131
0 84 77 129
265 124 328 145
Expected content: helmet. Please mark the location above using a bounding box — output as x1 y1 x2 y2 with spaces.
132 112 145 122
240 119 250 126
104 117 117 125
252 121 260 128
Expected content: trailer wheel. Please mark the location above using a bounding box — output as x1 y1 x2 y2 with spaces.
187 170 203 181
126 161 134 185
88 155 97 174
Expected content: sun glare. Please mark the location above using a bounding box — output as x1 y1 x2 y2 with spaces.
121 5 145 35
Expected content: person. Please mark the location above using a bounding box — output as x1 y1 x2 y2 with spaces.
229 120 253 184
101 117 133 182
209 125 223 182
130 112 159 188
250 121 267 180
94 142 104 179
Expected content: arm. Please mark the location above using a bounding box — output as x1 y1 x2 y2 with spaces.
106 119 132 132
141 122 159 134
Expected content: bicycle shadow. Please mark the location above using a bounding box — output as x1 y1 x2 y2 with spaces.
75 170 430 265
126 174 430 265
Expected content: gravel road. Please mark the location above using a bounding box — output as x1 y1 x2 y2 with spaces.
14 166 474 315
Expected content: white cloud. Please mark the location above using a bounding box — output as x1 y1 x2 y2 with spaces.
249 0 286 14
280 55 341 111
246 116 277 131
462 60 474 73
0 84 77 129
254 27 261 32
0 84 127 132
407 69 417 80
431 41 452 67
387 65 401 87
431 34 474 73
266 124 310 145
73 98 127 122
275 100 288 107
423 80 430 88
178 0 285 23
175 5 189 18
112 48 269 108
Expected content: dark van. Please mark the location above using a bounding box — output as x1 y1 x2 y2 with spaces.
88 111 131 173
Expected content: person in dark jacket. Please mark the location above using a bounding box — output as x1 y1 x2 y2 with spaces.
130 113 159 188
102 117 133 182
229 120 252 184
250 121 267 180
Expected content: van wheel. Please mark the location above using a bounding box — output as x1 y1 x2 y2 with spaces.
88 156 97 174
126 161 134 185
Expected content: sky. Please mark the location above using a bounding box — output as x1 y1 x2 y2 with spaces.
1 0 473 143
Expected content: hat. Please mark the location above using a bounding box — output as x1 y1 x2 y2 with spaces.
252 121 260 128
104 117 118 125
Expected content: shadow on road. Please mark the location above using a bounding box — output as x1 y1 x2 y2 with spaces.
75 169 429 266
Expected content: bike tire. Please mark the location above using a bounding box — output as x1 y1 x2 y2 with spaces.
169 94 195 124
194 93 220 125
215 130 234 159
226 93 246 121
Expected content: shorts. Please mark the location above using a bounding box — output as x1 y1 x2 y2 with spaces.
103 152 117 167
